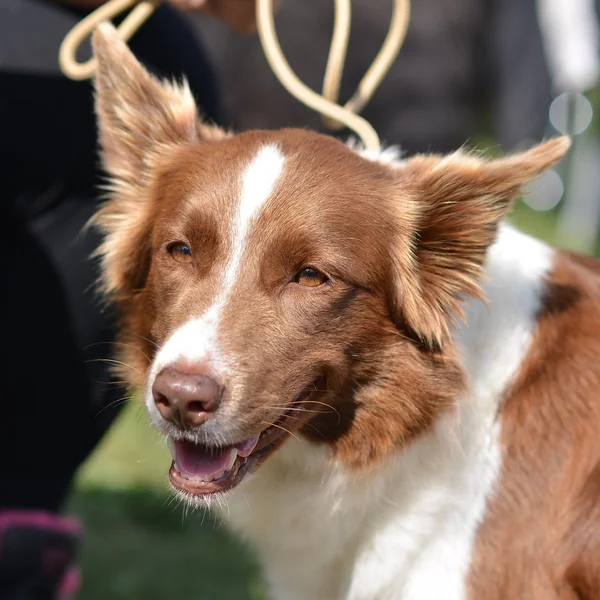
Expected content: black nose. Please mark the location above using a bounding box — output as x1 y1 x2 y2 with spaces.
152 366 223 428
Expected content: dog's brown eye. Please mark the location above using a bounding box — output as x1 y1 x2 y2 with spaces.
294 267 328 287
168 242 192 264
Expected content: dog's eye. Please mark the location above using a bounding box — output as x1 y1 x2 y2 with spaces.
168 242 192 264
293 267 328 287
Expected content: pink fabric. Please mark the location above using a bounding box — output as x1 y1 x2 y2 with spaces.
0 510 81 558
0 511 81 535
59 565 81 599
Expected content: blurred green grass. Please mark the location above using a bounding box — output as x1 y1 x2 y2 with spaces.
68 488 265 600
76 401 168 491
67 202 569 599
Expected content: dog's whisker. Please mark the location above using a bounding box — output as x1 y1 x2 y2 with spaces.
294 418 327 439
85 340 153 363
90 378 130 386
85 357 144 376
298 399 340 416
273 413 325 435
268 405 329 414
133 403 147 426
95 395 132 417
260 421 302 444
131 332 160 349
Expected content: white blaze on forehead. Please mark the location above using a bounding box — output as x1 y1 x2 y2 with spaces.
146 144 286 409
222 144 285 293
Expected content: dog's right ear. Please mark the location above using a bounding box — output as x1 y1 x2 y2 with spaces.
91 24 228 302
92 22 225 183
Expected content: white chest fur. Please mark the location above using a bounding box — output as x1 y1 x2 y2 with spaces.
221 226 553 600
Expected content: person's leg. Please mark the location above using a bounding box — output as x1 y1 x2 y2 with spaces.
0 194 130 600
0 204 98 510
0 204 97 600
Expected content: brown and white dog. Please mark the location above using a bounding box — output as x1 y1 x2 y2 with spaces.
90 23 600 600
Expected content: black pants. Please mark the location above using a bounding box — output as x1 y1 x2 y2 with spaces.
0 200 120 512
0 1 221 513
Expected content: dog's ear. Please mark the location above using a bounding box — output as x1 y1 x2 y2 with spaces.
391 137 570 348
90 23 228 301
92 22 225 182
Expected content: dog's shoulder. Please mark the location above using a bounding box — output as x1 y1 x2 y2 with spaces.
468 244 600 599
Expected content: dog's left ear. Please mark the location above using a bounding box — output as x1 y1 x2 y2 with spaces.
391 137 570 348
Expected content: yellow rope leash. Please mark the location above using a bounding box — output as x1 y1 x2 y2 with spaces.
321 0 410 132
59 0 156 81
58 0 410 152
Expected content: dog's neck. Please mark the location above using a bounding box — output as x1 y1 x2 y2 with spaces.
455 223 553 400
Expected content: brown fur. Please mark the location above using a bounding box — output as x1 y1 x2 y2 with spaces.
468 252 600 599
90 24 568 475
87 22 600 596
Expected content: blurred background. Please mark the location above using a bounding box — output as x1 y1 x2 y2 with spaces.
1 0 600 598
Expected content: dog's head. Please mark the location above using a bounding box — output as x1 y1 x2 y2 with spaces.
91 24 568 501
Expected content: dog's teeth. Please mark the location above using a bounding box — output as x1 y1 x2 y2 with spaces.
226 448 238 471
167 438 176 461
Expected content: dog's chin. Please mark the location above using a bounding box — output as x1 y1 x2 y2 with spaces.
166 381 322 502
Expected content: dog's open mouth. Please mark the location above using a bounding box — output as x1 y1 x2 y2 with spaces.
166 381 321 497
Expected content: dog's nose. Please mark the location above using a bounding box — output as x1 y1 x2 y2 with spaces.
152 366 223 428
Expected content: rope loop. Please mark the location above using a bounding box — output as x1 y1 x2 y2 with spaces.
59 0 411 151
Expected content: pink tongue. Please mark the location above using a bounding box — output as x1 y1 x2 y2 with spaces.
174 435 260 479
236 434 260 457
